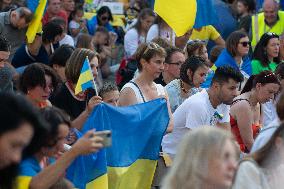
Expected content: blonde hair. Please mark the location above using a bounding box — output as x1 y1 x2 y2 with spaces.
162 127 235 189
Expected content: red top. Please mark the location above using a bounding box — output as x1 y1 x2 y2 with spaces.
42 10 68 26
230 115 261 152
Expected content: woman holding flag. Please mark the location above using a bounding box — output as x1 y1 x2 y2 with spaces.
51 48 102 130
118 42 173 131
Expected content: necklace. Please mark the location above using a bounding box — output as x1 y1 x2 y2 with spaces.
180 79 189 93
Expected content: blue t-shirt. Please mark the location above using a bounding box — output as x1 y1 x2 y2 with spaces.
19 157 41 177
12 43 58 68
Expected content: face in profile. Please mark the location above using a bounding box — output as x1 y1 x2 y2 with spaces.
206 139 237 188
143 55 165 79
0 123 33 169
256 83 280 103
192 65 209 88
218 79 239 105
90 56 99 79
42 124 69 158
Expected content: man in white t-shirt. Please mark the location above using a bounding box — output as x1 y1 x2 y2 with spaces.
162 66 244 157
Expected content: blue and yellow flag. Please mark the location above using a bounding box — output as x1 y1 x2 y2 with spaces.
154 0 216 36
26 0 47 43
67 98 170 189
75 57 96 95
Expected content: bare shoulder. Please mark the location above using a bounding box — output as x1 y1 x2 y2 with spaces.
118 87 137 106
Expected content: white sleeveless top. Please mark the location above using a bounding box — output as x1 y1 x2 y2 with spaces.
121 81 166 103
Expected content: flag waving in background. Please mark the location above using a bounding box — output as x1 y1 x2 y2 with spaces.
154 0 217 36
67 98 170 189
75 56 97 95
26 0 47 43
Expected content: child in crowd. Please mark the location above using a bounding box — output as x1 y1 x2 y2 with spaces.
69 5 87 44
99 82 120 106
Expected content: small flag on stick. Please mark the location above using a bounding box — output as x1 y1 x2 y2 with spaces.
75 56 97 95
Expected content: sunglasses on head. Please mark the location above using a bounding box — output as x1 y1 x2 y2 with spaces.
187 39 206 45
266 32 278 36
239 41 251 47
143 42 161 55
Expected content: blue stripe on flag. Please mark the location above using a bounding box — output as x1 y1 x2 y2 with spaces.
81 80 94 91
81 59 90 73
194 0 217 28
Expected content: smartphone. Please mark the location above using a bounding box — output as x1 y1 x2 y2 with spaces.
93 130 112 147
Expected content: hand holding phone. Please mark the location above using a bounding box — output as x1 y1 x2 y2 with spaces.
92 130 112 147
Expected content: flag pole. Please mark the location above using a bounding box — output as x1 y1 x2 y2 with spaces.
86 56 98 96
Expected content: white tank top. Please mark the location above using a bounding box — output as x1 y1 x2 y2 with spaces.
121 81 165 103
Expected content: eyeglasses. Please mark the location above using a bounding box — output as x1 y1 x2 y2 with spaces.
101 16 109 21
239 41 251 47
167 61 184 66
143 42 161 55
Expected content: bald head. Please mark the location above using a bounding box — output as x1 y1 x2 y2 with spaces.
263 0 279 26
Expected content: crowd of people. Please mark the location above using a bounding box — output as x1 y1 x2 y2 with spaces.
1 0 284 188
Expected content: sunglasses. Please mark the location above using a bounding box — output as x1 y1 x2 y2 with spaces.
101 16 109 21
239 41 251 47
143 42 161 55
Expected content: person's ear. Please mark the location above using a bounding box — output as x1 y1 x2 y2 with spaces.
52 64 59 70
187 69 193 79
255 83 262 91
275 137 284 151
140 58 147 68
212 82 221 91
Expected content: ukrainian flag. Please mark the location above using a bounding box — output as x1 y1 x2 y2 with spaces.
75 57 96 95
67 98 170 189
154 0 216 37
26 0 47 43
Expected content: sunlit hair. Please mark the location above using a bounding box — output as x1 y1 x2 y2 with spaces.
76 34 93 49
151 37 173 49
132 8 155 35
162 127 236 189
134 42 166 71
186 40 206 58
251 122 284 169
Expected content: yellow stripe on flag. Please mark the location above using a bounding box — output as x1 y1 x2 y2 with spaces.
15 176 32 189
154 0 197 37
108 159 157 189
211 64 217 72
86 173 108 189
74 70 93 94
26 0 47 43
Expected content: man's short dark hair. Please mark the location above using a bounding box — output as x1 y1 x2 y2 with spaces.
212 66 244 85
0 36 10 52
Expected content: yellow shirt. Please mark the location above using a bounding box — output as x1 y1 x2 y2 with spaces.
190 25 221 43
